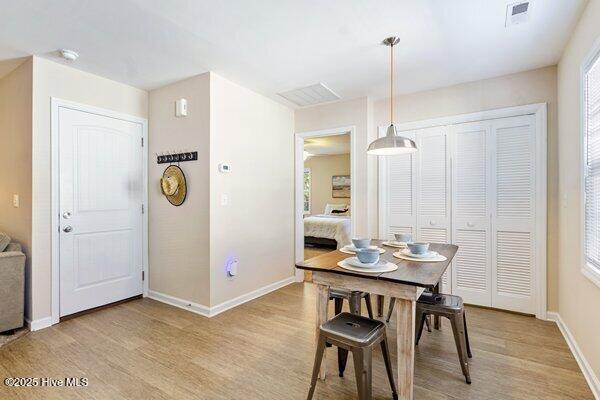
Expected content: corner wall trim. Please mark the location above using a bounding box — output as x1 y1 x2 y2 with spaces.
147 291 211 317
547 312 600 399
148 276 296 318
209 276 296 317
25 317 53 332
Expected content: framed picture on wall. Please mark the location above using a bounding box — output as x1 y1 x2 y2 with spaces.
332 175 351 198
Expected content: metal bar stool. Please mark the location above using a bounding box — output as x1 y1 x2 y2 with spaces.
307 312 398 400
415 291 472 384
386 297 431 332
329 288 374 376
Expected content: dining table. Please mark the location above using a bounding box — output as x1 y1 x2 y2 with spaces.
296 241 458 400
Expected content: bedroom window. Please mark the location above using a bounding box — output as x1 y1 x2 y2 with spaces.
303 168 311 215
583 43 600 287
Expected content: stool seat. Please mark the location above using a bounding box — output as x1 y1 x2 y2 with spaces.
321 312 384 347
418 291 463 310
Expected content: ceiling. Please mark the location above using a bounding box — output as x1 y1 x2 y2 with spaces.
0 0 587 107
305 134 350 156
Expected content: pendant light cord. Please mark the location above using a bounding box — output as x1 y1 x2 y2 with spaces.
390 42 394 125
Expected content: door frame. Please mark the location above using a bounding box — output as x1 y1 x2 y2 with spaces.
50 98 149 325
294 126 356 281
377 102 547 319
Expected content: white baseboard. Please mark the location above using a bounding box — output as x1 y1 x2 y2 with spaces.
547 312 600 399
148 276 296 318
147 290 211 317
25 316 53 331
209 276 296 317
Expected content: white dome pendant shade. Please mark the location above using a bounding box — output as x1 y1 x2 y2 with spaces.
367 37 417 156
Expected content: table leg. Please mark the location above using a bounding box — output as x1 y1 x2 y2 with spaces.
376 294 384 317
316 284 329 380
433 281 441 330
396 297 416 400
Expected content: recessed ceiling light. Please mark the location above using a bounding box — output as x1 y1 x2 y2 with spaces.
59 49 79 61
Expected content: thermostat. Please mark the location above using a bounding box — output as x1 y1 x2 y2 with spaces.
227 259 239 277
175 98 188 117
218 163 231 173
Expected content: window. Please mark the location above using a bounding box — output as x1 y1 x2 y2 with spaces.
583 45 600 286
303 168 311 215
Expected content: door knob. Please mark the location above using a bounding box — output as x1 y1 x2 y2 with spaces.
429 220 436 226
63 211 72 219
63 226 73 233
467 222 475 227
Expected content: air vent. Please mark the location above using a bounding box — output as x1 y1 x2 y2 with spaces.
278 83 340 107
506 1 531 26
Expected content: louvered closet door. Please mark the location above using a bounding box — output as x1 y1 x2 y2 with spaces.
491 115 536 314
450 121 492 306
381 130 417 240
415 127 452 292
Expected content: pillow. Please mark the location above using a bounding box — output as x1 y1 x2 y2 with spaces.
324 203 347 215
0 232 11 252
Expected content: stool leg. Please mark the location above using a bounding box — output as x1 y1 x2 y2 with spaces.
380 333 399 400
307 335 327 399
463 311 472 358
450 312 471 384
334 297 343 315
415 310 426 346
364 293 374 319
386 297 396 323
352 347 373 400
349 292 362 315
338 347 349 377
376 295 384 317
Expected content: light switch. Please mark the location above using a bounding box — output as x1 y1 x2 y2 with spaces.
13 194 19 208
220 194 229 206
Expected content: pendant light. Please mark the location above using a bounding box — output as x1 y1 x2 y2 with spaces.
367 37 417 156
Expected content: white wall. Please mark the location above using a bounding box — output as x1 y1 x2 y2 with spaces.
0 58 32 317
557 0 600 384
31 57 148 321
209 73 295 307
148 73 211 306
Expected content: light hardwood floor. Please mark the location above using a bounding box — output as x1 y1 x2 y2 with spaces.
0 283 593 400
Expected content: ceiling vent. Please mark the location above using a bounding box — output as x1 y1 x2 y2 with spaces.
278 83 340 107
506 1 531 26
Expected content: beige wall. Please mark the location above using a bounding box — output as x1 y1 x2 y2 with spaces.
31 57 148 321
305 153 350 215
209 73 295 306
557 0 600 381
148 73 211 306
0 58 32 317
295 68 558 309
374 65 559 311
295 97 376 237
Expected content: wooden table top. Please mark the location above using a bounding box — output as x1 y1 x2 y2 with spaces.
296 241 458 289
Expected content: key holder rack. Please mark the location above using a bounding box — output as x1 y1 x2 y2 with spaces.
157 151 198 164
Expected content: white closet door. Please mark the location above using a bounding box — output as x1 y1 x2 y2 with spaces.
491 115 536 314
381 131 417 240
415 127 452 292
451 121 492 306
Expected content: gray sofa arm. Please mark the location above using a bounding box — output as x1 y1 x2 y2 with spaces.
0 248 25 332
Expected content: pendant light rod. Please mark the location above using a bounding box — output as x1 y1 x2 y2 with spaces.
382 36 400 126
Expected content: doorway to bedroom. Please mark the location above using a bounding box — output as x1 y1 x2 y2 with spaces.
294 126 356 272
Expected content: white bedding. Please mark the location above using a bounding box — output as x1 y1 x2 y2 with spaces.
304 215 351 249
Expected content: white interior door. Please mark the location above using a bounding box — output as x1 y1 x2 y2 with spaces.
415 127 452 292
59 106 144 317
451 121 492 306
491 115 537 314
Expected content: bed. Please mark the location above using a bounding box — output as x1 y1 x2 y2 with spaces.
304 214 351 249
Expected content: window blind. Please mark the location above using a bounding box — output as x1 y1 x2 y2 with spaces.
584 52 600 272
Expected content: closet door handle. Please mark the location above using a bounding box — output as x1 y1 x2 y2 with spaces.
429 220 436 226
467 222 475 228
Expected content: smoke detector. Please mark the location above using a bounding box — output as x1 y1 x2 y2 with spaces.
506 1 531 26
59 49 79 61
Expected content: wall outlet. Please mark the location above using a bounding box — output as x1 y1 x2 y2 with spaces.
220 194 229 206
13 194 19 208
